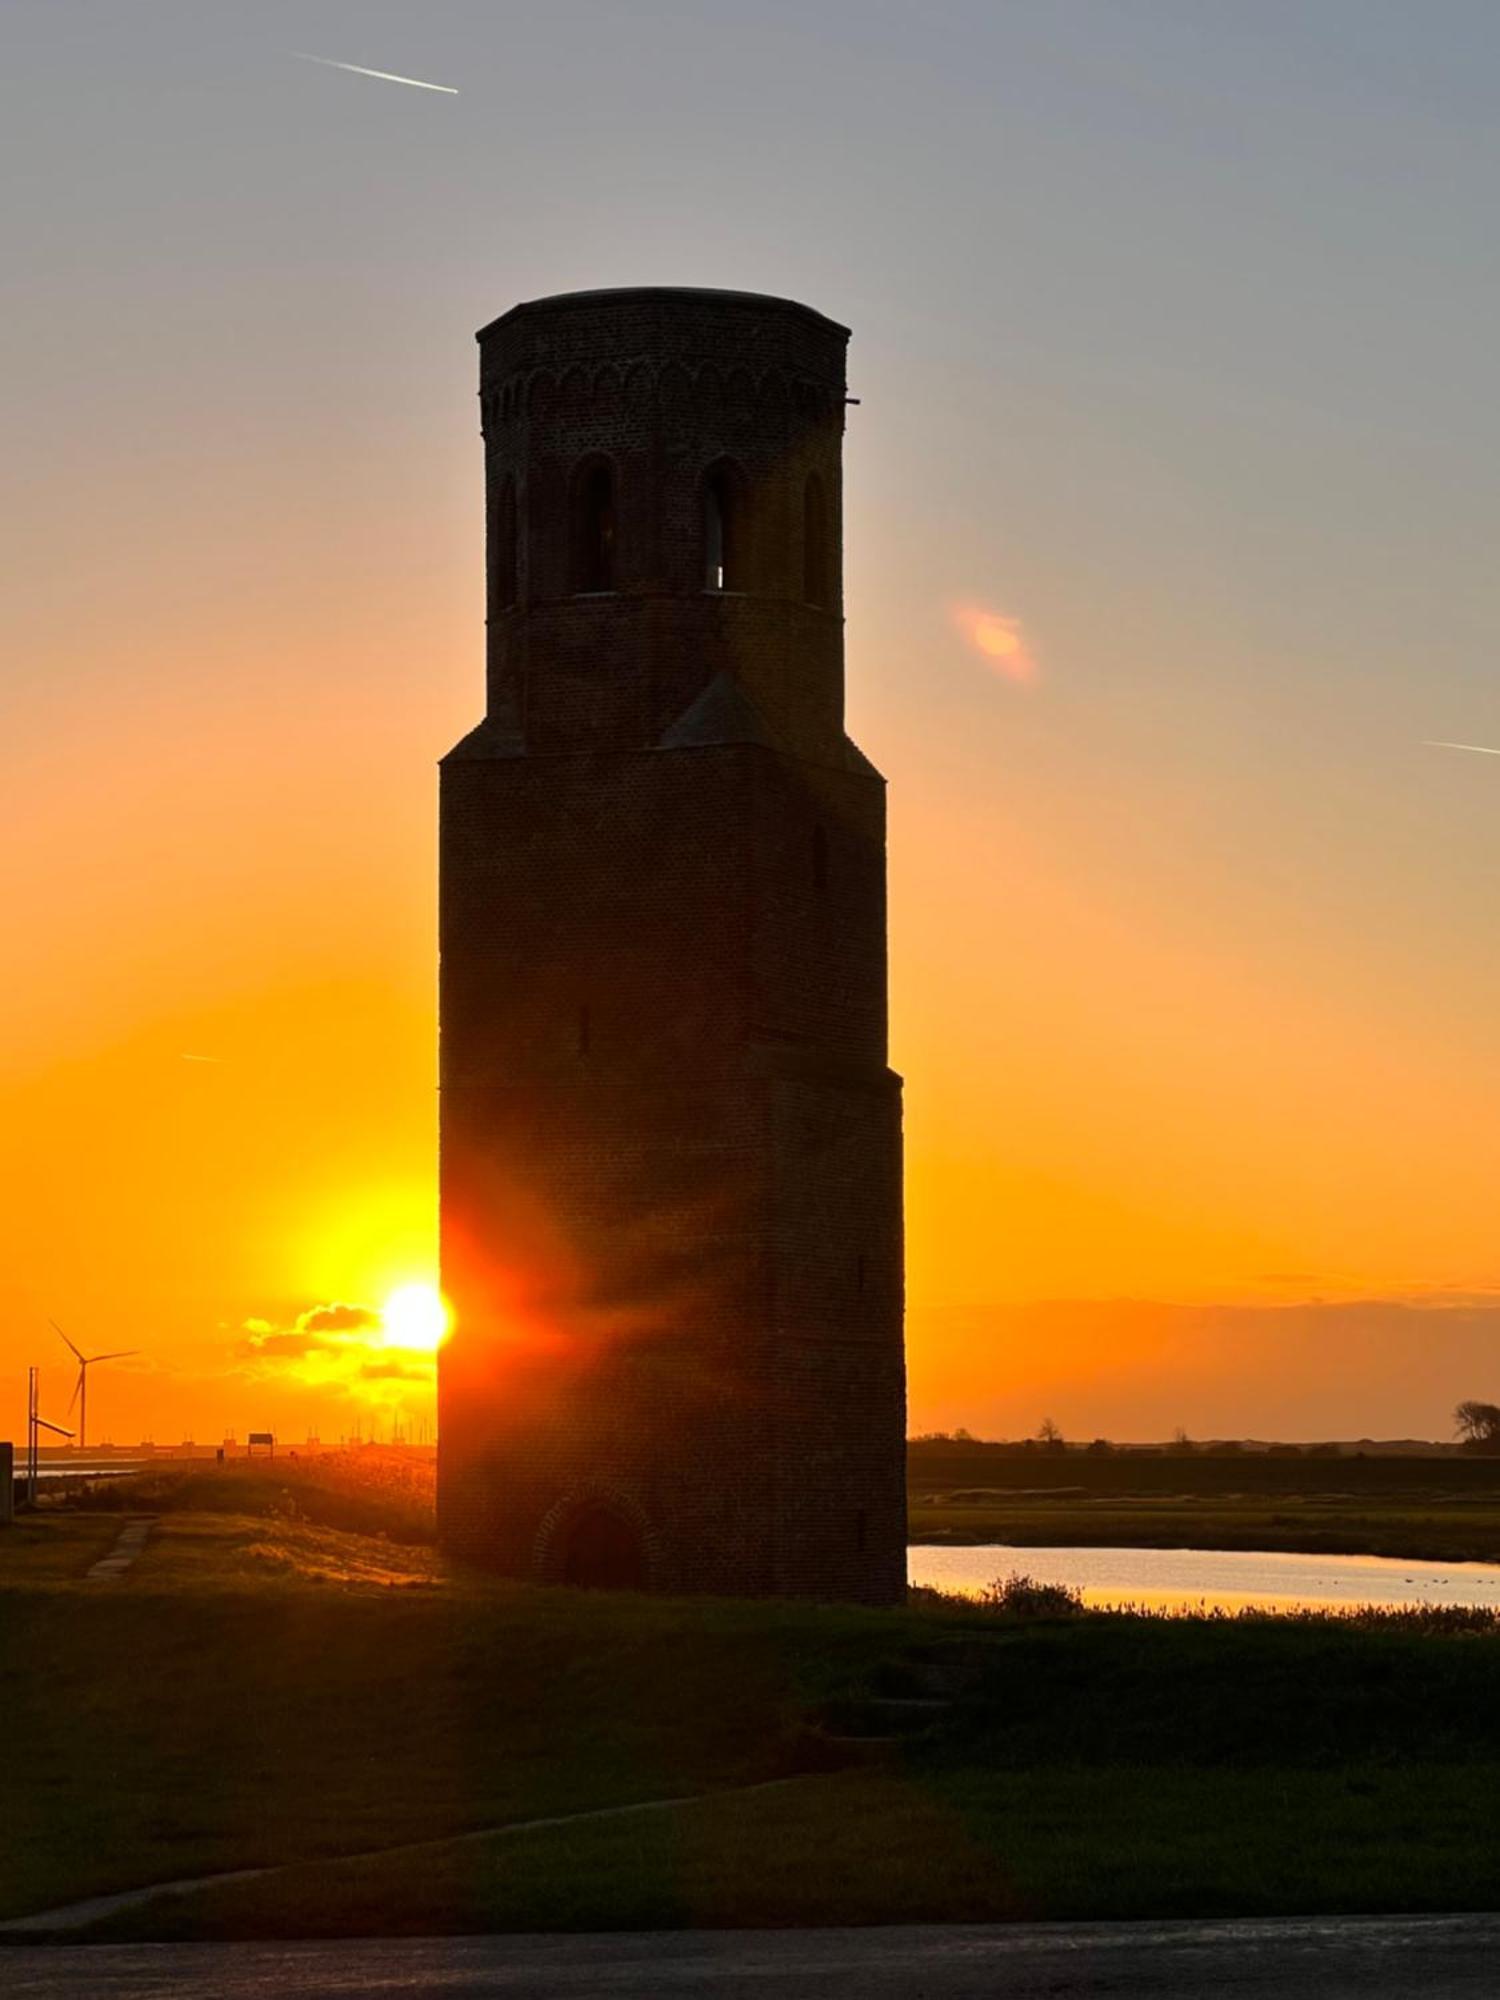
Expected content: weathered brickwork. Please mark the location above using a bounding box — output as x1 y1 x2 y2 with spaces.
437 287 905 1603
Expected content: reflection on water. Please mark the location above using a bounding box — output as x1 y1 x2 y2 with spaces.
909 1542 1500 1614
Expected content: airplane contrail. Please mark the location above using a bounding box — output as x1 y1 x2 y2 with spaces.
293 52 459 94
1425 740 1500 757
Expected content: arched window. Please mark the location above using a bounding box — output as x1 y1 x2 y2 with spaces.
802 472 829 608
494 475 517 609
703 462 743 591
573 460 616 593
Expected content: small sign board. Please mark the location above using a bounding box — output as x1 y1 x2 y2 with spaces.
246 1432 275 1459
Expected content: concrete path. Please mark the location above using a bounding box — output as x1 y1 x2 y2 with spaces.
0 1786 802 1937
84 1517 154 1581
4 1915 1500 1998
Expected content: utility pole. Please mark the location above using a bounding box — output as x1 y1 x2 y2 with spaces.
26 1367 74 1505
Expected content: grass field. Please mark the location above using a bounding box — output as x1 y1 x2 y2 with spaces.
908 1489 1500 1563
4 1474 1500 1941
59 1445 1500 1566
907 1444 1500 1563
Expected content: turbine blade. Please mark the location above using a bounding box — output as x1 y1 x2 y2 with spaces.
67 1372 82 1413
89 1351 139 1365
49 1318 84 1362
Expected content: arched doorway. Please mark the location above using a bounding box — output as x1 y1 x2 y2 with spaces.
560 1500 647 1591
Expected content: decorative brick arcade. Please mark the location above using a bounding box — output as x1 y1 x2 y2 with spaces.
436 288 905 1602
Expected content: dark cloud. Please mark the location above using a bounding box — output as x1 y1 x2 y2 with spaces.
301 1302 380 1334
238 1300 382 1366
359 1358 430 1383
246 1330 323 1359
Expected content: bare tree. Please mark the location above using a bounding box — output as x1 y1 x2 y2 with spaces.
1454 1400 1500 1453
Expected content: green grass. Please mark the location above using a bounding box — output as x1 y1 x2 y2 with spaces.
51 1450 437 1543
0 1512 128 1582
7 1480 1500 1940
47 1448 1500 1566
907 1443 1500 1498
79 1763 1500 1939
0 1512 901 1923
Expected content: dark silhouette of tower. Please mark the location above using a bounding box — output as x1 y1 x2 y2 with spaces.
436 288 904 1602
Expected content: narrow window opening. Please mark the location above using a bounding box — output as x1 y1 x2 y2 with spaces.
803 472 829 608
813 822 829 895
574 462 615 593
577 1005 592 1057
703 466 741 591
495 475 517 609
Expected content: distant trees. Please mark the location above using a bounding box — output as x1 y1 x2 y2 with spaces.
1169 1427 1195 1456
1035 1418 1067 1456
1455 1401 1500 1454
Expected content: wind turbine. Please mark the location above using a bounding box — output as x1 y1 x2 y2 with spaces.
49 1321 138 1452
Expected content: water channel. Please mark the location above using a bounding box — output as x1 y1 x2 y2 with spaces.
909 1541 1500 1613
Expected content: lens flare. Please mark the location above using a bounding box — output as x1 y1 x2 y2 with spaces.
380 1282 450 1353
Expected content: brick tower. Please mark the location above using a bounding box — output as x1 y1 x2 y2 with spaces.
436 287 904 1602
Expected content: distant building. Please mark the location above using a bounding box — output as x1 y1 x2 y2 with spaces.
437 289 905 1602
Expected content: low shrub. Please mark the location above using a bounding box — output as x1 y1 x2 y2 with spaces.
977 1570 1086 1618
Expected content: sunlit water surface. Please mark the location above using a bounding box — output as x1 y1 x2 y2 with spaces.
909 1542 1500 1613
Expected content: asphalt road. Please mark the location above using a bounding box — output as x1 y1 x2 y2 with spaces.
4 1916 1500 1998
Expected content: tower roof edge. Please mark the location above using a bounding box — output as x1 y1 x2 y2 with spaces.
475 286 850 345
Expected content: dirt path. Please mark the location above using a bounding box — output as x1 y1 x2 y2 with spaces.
0 1780 802 1937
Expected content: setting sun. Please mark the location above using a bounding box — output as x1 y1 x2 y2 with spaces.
380 1283 449 1353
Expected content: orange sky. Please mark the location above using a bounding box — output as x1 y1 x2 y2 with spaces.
5 582 1499 1447
7 6 1500 1448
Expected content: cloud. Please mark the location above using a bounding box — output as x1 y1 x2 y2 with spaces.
301 1302 380 1335
359 1358 432 1383
293 52 459 95
246 1330 323 1359
237 1302 379 1360
232 1297 434 1412
950 601 1039 685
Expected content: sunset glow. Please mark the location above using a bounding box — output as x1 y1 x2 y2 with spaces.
7 7 1500 1454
